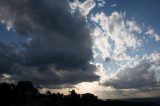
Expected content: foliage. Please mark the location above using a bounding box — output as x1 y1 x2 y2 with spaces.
0 81 158 106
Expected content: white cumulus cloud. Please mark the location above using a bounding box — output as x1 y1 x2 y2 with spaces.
69 0 96 16
91 11 142 61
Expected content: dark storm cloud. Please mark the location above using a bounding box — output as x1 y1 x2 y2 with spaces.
0 43 20 74
0 0 99 87
12 64 97 88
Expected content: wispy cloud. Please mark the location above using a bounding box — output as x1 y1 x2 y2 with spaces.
111 4 117 7
97 0 106 7
69 0 96 16
145 26 160 41
126 20 142 33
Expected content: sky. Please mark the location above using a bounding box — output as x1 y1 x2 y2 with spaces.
0 0 160 99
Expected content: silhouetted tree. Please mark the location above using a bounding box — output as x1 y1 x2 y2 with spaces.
16 81 39 96
0 81 159 106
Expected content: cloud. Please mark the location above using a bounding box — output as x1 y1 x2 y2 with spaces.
12 64 98 88
0 73 14 83
0 0 99 87
92 27 111 61
145 26 160 41
111 4 117 8
69 0 96 16
91 11 142 61
126 20 142 33
0 43 21 74
97 0 106 7
89 10 160 97
104 52 160 89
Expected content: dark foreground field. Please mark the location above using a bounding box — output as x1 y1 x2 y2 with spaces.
0 81 159 106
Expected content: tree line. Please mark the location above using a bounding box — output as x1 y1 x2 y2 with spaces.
0 81 158 106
